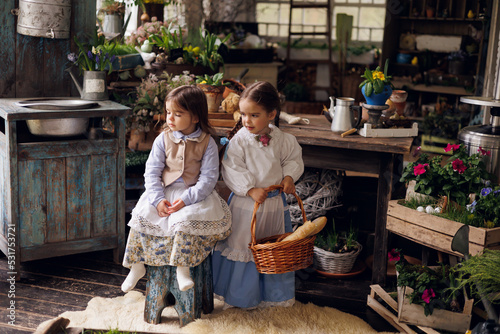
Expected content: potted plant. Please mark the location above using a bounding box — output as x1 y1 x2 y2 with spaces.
313 223 362 274
387 143 500 257
99 0 126 35
66 30 116 100
448 50 468 75
391 249 473 332
195 73 229 113
359 59 393 106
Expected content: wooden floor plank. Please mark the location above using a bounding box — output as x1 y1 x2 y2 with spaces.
0 309 53 332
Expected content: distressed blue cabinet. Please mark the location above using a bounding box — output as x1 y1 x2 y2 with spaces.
0 99 131 276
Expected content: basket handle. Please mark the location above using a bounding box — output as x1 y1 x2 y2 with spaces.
250 185 306 245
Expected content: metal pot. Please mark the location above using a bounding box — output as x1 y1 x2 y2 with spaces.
12 0 71 39
458 97 500 183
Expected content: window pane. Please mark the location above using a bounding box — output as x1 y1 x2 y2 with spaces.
371 28 384 42
358 28 371 41
256 3 279 23
359 7 385 28
258 24 267 36
279 24 289 37
304 8 327 26
267 24 279 36
348 0 360 3
281 4 290 24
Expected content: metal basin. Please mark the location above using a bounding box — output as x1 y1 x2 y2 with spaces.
15 98 99 137
26 118 89 137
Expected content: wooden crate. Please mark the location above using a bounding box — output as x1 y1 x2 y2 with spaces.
387 200 500 256
397 285 473 333
208 112 237 128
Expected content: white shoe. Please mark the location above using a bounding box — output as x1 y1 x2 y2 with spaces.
176 266 194 292
121 263 146 293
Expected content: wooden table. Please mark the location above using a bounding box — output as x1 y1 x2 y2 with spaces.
215 114 414 285
0 99 131 278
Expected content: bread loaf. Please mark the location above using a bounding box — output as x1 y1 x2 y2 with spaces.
281 216 327 242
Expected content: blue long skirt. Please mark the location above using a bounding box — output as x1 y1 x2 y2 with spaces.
212 192 295 308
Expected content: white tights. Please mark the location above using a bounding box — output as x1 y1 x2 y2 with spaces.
121 264 194 292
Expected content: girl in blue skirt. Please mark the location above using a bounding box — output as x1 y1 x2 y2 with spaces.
213 81 304 308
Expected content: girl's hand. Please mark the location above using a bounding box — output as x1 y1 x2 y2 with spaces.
157 199 171 217
167 199 185 214
248 188 268 204
281 176 296 194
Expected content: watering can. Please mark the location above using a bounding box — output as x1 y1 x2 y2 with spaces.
66 68 109 101
327 97 362 133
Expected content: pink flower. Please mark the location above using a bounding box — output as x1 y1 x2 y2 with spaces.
388 249 400 262
256 134 272 147
444 143 460 152
478 147 491 156
452 159 467 174
413 163 428 176
422 289 435 303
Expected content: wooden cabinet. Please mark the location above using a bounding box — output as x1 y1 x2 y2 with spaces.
0 99 131 277
381 0 491 117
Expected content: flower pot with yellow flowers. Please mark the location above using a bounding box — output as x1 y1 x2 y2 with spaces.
196 73 229 113
359 59 393 106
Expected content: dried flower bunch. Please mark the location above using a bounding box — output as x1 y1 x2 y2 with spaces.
401 143 493 207
100 0 126 15
127 71 195 132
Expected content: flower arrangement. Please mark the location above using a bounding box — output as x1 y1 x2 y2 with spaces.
127 71 195 132
100 0 126 16
68 31 116 73
448 50 468 61
255 134 272 147
126 17 179 47
401 143 493 207
195 73 228 86
392 249 465 316
359 58 393 97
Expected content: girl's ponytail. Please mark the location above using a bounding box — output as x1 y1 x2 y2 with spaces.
227 116 243 141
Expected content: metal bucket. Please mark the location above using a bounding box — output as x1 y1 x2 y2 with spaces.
15 0 71 39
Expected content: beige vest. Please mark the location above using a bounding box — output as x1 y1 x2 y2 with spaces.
161 129 210 187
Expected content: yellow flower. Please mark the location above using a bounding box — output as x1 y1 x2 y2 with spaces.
372 71 385 81
200 80 207 84
192 46 200 56
484 220 495 228
92 46 97 54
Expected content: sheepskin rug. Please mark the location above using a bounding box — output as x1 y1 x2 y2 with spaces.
37 291 396 334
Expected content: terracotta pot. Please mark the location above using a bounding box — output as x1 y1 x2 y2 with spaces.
197 84 225 113
222 79 246 99
389 90 408 116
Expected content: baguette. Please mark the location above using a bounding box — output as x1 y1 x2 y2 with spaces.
281 216 327 242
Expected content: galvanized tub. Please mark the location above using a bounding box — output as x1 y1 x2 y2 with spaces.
15 0 71 39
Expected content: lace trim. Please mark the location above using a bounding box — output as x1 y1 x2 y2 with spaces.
128 194 232 237
214 242 255 263
237 124 282 148
214 294 295 310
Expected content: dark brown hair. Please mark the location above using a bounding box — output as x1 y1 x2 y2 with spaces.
227 81 280 140
165 85 214 135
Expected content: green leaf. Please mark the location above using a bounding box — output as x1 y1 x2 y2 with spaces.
365 82 373 96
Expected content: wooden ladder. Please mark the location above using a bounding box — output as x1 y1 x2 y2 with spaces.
286 0 334 99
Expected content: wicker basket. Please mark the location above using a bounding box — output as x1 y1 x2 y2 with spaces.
249 185 315 274
313 242 362 274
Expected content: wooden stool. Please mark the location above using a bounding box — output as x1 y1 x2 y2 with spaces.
144 256 214 327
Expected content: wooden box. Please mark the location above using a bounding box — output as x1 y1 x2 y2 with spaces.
208 112 237 128
0 99 131 276
387 200 500 256
397 284 473 333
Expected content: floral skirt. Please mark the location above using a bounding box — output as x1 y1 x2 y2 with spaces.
123 228 231 268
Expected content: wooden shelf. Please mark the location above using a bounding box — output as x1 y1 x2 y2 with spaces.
405 84 470 96
396 16 484 22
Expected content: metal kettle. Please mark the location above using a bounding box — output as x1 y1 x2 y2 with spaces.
328 97 362 133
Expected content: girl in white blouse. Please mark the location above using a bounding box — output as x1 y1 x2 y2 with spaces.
213 81 304 309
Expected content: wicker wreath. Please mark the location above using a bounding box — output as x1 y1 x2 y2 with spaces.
287 168 344 225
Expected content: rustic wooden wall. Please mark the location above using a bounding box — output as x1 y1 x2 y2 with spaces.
0 0 96 98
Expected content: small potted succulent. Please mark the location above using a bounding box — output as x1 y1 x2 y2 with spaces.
359 59 393 106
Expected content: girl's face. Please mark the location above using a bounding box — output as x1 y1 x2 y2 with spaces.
165 101 199 135
239 98 276 135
